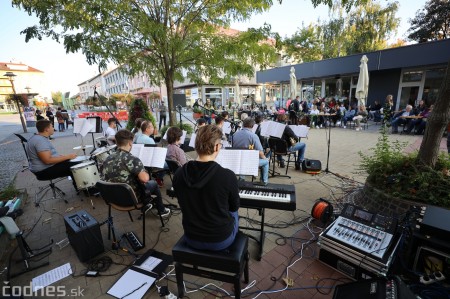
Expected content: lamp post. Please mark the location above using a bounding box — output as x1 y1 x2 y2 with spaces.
4 72 27 133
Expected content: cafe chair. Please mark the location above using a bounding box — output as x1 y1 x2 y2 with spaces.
268 137 296 178
172 232 249 299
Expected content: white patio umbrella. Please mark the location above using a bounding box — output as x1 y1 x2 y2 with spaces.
235 79 241 107
289 66 297 99
355 55 369 106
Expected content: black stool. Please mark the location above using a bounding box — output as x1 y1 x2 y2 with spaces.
172 232 249 299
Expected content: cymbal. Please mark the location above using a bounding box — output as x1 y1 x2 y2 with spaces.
73 145 94 150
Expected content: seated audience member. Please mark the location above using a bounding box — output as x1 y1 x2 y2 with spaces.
26 120 78 191
135 121 155 145
166 127 187 166
405 105 430 134
105 118 117 145
173 125 239 251
414 99 427 115
195 118 207 133
276 114 307 170
221 111 229 120
353 105 368 131
309 105 320 128
102 129 170 217
132 118 144 143
391 105 413 134
232 117 269 185
368 100 382 120
342 106 356 128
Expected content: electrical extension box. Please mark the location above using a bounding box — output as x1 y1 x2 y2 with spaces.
124 231 144 251
64 210 104 262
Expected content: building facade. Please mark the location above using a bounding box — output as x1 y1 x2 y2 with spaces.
256 39 450 110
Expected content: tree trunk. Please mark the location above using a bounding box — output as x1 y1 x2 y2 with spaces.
164 75 176 126
417 60 450 167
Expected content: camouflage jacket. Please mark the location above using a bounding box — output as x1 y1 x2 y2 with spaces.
101 149 146 199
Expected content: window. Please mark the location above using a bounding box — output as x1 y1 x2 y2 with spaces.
402 71 423 82
422 68 445 106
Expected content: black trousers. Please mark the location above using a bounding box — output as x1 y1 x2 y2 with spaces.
159 114 167 130
34 161 79 191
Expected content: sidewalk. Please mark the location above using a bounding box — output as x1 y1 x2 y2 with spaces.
1 121 445 298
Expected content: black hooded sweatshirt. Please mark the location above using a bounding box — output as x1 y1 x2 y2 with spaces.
173 160 240 243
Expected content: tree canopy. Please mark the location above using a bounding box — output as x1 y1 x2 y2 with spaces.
13 0 279 125
407 0 450 42
282 1 399 62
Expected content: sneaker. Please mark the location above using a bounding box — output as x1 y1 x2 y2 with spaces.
336 121 341 126
144 203 153 214
156 178 164 187
279 160 285 168
160 208 170 218
295 162 301 170
320 124 323 128
356 127 361 131
343 126 346 129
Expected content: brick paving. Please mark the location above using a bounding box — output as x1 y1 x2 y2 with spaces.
0 120 447 298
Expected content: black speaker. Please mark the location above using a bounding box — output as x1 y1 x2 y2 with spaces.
302 159 322 172
64 210 104 262
87 116 102 133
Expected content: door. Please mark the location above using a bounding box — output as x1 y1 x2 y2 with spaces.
398 86 419 110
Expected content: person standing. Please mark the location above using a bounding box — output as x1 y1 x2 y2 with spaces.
173 125 239 250
55 107 65 132
46 107 55 129
158 100 167 130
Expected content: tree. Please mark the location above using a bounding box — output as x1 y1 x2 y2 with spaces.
51 91 62 106
282 24 323 63
408 0 450 42
14 0 278 126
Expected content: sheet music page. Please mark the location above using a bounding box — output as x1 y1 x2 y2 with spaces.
130 144 144 159
221 140 231 148
189 133 196 148
80 120 94 137
260 121 271 137
150 147 167 168
288 125 310 138
107 269 154 299
86 118 98 133
32 263 72 292
215 150 241 174
238 150 259 176
73 118 85 134
139 147 154 167
251 123 258 133
162 131 167 140
269 122 286 138
222 122 232 134
135 256 162 272
180 130 187 144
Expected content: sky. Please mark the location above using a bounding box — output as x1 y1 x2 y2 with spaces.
0 0 427 96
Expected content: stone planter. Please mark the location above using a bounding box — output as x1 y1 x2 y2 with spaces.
358 181 421 215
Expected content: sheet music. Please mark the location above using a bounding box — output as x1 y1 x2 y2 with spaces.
80 120 94 137
180 130 187 144
107 269 155 299
86 118 98 133
215 150 259 176
136 147 167 168
288 125 310 138
189 133 196 148
130 144 144 158
32 263 72 292
260 121 285 138
221 140 231 148
135 256 162 272
73 118 85 134
222 122 232 134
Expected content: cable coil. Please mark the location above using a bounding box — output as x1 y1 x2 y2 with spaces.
311 199 333 223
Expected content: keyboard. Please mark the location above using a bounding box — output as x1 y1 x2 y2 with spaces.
238 181 296 211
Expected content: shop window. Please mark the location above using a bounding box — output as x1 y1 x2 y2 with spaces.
402 71 423 82
423 68 445 106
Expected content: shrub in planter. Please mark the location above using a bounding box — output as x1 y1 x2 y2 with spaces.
159 123 194 138
126 98 156 131
359 127 450 208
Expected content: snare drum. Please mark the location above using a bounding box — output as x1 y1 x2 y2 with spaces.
70 161 100 190
70 155 90 163
91 147 110 164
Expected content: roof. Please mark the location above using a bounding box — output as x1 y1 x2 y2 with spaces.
0 61 43 73
257 38 450 83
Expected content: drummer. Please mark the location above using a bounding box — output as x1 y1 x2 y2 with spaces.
105 118 117 145
26 120 79 192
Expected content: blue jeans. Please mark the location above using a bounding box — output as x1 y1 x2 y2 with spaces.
259 158 269 184
184 211 239 251
289 142 306 162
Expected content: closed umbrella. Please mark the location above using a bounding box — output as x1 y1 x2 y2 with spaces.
235 79 240 107
289 66 297 99
355 55 369 106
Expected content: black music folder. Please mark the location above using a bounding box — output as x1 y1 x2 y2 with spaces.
107 250 172 299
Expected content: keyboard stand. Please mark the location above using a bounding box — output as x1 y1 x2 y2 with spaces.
240 206 265 261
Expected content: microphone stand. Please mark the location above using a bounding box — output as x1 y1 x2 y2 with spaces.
94 88 122 129
176 105 197 129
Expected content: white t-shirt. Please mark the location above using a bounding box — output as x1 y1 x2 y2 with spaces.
105 127 116 145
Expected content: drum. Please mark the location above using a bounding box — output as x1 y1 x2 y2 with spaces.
95 137 107 148
91 147 109 164
70 155 90 163
70 161 100 190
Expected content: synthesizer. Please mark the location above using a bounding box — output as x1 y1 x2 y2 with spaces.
238 181 296 211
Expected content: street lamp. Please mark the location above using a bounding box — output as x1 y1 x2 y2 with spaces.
4 72 27 133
